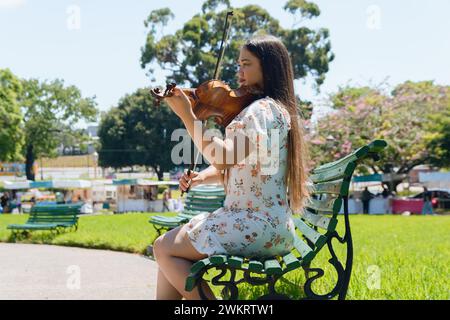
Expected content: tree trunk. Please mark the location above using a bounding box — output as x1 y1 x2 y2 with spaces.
25 144 36 181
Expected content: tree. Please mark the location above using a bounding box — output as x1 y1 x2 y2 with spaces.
19 78 97 180
98 88 184 180
424 98 450 169
140 0 334 89
309 81 450 192
0 68 24 162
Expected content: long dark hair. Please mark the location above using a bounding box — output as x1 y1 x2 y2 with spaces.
244 34 310 213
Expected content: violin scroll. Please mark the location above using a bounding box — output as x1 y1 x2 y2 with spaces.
150 82 178 106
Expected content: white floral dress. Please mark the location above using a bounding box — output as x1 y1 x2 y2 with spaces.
186 97 296 258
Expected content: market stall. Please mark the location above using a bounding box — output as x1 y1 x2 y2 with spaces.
113 179 179 213
2 179 93 213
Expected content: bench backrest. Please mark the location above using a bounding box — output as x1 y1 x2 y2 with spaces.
28 203 83 224
291 140 387 259
184 185 225 214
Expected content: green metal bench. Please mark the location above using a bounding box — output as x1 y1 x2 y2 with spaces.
148 185 225 242
7 203 82 237
185 139 387 300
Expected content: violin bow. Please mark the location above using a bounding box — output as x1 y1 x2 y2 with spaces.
182 10 234 195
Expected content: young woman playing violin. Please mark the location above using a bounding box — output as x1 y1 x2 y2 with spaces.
153 34 310 300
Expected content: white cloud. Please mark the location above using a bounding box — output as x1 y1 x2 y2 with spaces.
0 0 26 9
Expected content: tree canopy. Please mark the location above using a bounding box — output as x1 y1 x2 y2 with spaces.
97 88 184 180
0 68 24 162
140 0 334 89
19 78 98 180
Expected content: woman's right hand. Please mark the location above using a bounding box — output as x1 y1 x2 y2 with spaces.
179 171 203 192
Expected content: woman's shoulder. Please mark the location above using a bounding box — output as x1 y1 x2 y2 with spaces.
248 96 274 109
238 96 275 116
227 96 290 130
247 97 290 123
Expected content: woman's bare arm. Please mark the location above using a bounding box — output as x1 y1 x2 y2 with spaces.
198 165 224 185
179 165 224 191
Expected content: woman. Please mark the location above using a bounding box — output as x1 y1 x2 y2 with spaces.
153 34 310 300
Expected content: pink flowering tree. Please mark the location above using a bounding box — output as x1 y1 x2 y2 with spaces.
307 81 450 192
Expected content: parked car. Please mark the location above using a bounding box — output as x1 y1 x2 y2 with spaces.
411 188 450 209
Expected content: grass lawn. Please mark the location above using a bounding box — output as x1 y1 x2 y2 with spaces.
0 213 448 300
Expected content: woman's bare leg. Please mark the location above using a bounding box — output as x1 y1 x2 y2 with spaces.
156 267 183 300
153 225 216 300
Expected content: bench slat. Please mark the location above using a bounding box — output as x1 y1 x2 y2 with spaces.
189 190 225 197
191 258 211 274
248 259 264 273
293 236 314 262
264 259 282 275
227 256 243 268
306 196 343 214
184 204 222 212
184 199 223 208
282 252 301 272
149 220 180 228
312 147 368 174
293 218 327 249
210 255 227 265
310 162 356 184
185 273 202 292
149 216 186 223
301 210 338 231
307 179 350 196
7 223 59 230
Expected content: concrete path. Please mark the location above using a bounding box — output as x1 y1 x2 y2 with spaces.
0 243 158 300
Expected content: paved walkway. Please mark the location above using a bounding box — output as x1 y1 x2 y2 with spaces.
0 243 158 300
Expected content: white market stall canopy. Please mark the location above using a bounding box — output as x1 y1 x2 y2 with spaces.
3 180 92 190
112 179 179 186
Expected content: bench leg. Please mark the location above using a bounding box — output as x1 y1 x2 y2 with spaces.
302 261 311 280
338 195 353 300
11 230 30 240
303 195 353 300
150 225 168 244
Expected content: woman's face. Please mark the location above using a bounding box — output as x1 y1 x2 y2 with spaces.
237 47 264 90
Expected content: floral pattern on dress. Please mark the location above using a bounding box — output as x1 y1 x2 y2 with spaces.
186 97 296 258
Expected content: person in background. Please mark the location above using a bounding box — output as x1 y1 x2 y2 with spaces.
149 189 156 201
421 186 434 215
1 192 9 213
381 186 390 198
16 192 22 213
162 189 170 212
381 185 392 214
361 187 374 214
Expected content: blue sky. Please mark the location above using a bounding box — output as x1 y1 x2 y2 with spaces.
1 0 449 126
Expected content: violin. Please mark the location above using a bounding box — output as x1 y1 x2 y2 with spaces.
150 80 263 127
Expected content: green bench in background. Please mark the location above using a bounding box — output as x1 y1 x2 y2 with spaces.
148 185 225 240
7 202 82 237
185 139 387 300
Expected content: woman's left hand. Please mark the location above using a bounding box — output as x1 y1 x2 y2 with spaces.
164 87 195 121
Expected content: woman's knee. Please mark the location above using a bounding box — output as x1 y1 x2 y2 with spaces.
153 226 182 259
153 234 166 260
